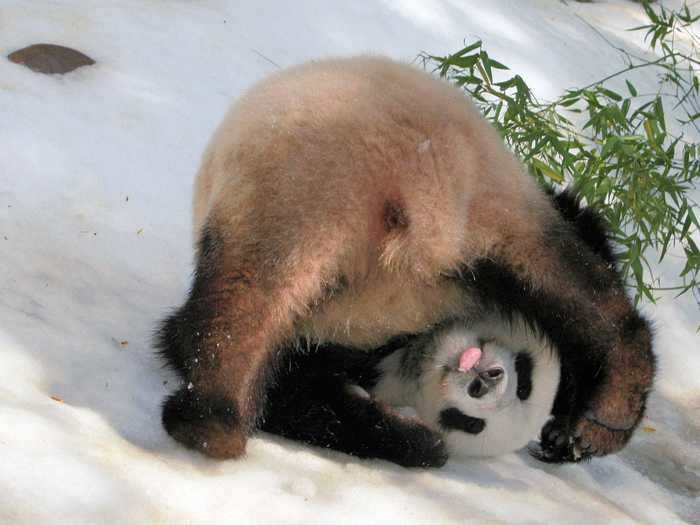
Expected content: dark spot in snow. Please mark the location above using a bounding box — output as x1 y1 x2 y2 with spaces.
8 44 95 75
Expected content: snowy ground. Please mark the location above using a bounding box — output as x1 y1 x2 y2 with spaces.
1 0 699 523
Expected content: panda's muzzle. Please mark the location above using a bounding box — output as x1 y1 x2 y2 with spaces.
468 367 505 399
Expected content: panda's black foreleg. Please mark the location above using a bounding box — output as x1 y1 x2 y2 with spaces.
457 215 655 463
262 384 448 468
260 346 447 468
530 359 580 463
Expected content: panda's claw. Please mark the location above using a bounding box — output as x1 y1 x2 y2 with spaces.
534 415 587 463
527 441 557 463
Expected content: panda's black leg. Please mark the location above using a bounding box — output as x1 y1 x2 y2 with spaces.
528 354 580 463
457 218 654 462
155 223 344 460
261 353 447 468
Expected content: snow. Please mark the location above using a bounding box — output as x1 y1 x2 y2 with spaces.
1 0 698 523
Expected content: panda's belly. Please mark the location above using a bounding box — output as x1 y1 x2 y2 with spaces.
301 274 471 349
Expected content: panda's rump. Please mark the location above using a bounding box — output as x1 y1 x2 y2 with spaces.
192 56 554 347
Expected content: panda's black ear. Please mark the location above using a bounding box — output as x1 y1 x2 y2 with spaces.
439 408 485 434
515 352 534 401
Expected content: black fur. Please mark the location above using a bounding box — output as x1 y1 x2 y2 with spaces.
162 388 239 451
156 225 271 456
547 189 618 266
438 408 486 435
155 226 225 379
515 352 534 401
261 343 448 468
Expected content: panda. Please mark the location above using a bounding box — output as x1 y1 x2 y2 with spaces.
156 56 655 465
258 189 629 467
260 314 560 467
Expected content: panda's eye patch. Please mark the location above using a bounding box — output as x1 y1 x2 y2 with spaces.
515 351 534 401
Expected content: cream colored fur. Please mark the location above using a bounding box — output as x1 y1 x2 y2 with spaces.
193 56 557 350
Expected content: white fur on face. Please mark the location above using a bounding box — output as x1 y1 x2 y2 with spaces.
387 318 560 458
443 340 518 415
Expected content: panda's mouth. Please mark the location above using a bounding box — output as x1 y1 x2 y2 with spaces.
454 345 506 400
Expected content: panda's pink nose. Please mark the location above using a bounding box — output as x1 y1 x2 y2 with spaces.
458 346 482 372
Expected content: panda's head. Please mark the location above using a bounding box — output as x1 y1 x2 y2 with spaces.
414 317 560 458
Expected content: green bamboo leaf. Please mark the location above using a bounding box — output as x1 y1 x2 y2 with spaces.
559 97 580 108
654 98 666 132
453 41 482 56
643 119 655 144
600 88 623 101
631 256 644 285
681 214 693 239
447 55 479 69
479 50 493 83
455 75 483 86
488 58 509 70
531 158 564 182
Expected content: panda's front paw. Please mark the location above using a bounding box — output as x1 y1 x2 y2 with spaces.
531 416 580 463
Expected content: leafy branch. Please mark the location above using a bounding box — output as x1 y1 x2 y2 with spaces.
420 2 700 309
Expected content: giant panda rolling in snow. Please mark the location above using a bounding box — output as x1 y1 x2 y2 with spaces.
261 313 561 466
157 56 655 465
